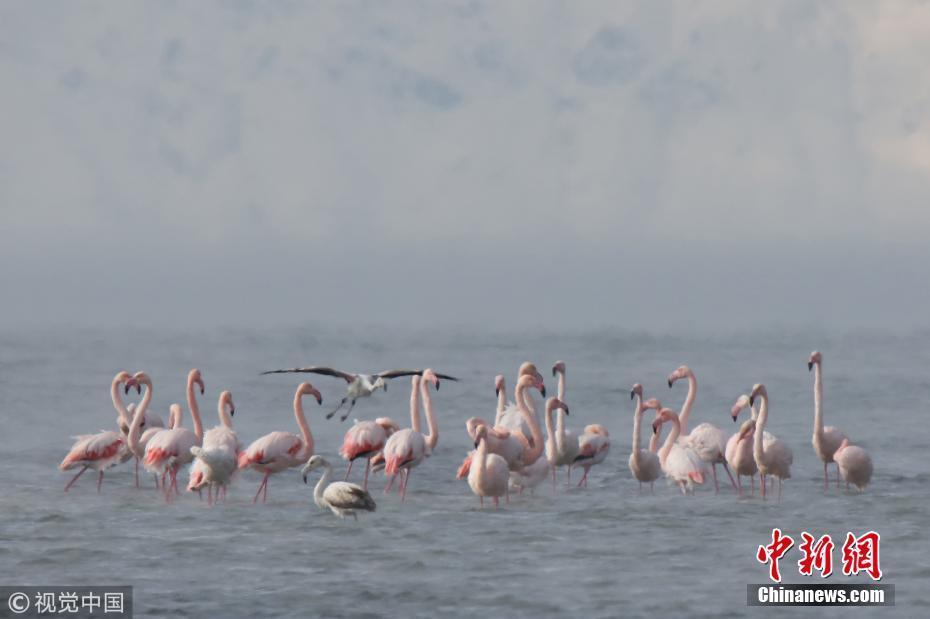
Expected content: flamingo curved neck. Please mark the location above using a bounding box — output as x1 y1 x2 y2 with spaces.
111 378 131 429
631 395 643 467
186 377 204 443
218 400 233 429
420 380 438 451
754 393 769 463
127 383 152 454
544 400 557 465
557 370 566 401
294 392 314 459
495 384 506 424
659 416 680 465
678 374 697 434
516 383 544 465
314 463 331 509
813 363 824 439
410 379 421 434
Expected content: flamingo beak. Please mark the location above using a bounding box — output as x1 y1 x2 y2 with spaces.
315 393 323 405
199 380 205 395
808 361 813 371
552 366 557 377
540 384 546 398
630 390 635 400
230 407 235 417
563 405 570 415
495 387 500 397
749 395 755 407
667 379 673 388
652 420 660 434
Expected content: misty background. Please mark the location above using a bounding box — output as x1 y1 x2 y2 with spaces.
2 1 929 333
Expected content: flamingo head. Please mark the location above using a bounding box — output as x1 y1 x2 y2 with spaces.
517 373 545 398
519 362 546 396
551 360 566 376
421 369 440 390
296 382 323 405
835 437 850 454
630 383 644 401
494 374 505 396
667 365 692 388
114 371 133 388
546 397 570 416
127 371 150 394
641 397 661 413
731 394 751 421
749 383 766 407
808 350 822 371
220 390 235 417
188 369 205 395
301 455 328 483
473 423 490 448
375 417 400 435
651 408 677 434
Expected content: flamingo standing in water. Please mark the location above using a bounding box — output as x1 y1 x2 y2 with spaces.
110 371 154 486
667 366 736 493
382 370 442 502
833 438 873 492
509 395 566 494
188 390 240 505
60 428 125 493
340 417 400 490
496 362 547 436
238 382 322 504
573 424 610 488
628 384 661 493
647 401 707 494
727 395 778 496
137 370 205 500
808 351 849 490
746 384 793 500
468 424 510 508
302 455 376 520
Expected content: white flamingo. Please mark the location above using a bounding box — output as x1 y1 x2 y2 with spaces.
808 351 848 490
510 396 568 494
746 384 793 500
667 366 736 493
496 362 547 438
726 394 777 496
382 370 442 502
545 361 578 484
302 455 376 520
833 438 873 492
188 390 239 504
628 384 661 493
648 402 707 494
467 424 510 508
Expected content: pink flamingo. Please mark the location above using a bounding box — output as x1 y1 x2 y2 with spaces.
340 417 400 490
238 382 322 504
647 401 707 494
546 361 579 484
833 438 873 492
109 371 144 483
60 429 125 493
746 384 793 500
727 394 779 495
808 351 848 490
668 366 737 493
382 370 442 502
496 362 547 435
188 390 239 505
628 384 661 493
574 424 610 488
136 370 205 500
467 424 510 508
510 396 568 493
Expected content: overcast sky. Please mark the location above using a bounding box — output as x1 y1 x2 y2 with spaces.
1 1 929 332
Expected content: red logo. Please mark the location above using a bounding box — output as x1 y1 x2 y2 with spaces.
841 531 882 581
798 532 834 578
758 529 882 582
757 528 795 583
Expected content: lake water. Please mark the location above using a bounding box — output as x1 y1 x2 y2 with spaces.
1 327 927 617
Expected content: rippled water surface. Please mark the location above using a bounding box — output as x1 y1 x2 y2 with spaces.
2 327 927 618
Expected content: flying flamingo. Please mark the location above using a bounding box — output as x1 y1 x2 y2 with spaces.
546 361 579 484
667 366 736 493
260 366 457 421
188 390 240 505
238 382 322 504
137 370 205 500
340 417 400 490
746 384 793 500
628 384 661 493
833 439 873 492
808 351 848 490
509 396 567 494
382 370 442 502
647 401 707 494
302 455 377 519
468 424 510 508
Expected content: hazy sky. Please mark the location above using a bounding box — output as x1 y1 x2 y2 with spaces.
2 1 929 332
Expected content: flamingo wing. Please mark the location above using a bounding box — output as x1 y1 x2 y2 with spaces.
324 482 377 512
376 369 459 381
260 366 356 382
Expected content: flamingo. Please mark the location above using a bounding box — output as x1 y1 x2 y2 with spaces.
340 417 400 490
628 384 661 493
667 366 736 493
808 351 849 491
136 370 205 500
546 361 578 484
302 455 376 520
496 362 547 436
746 384 793 500
727 395 778 496
60 429 124 493
238 382 322 504
109 371 144 482
573 424 610 488
468 424 510 508
509 396 567 494
260 366 457 421
382 370 442 502
833 438 873 492
188 390 239 505
647 401 707 494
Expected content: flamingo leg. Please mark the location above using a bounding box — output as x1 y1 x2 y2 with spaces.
384 474 395 494
493 496 499 509
761 473 767 500
198 488 203 501
650 481 655 494
823 462 829 492
173 468 180 495
400 469 410 502
363 459 371 491
208 485 213 506
721 462 737 492
344 459 354 482
750 474 754 495
638 481 642 494
779 478 784 501
711 463 720 494
479 495 484 508
678 480 687 495
836 463 841 488
64 466 89 492
134 458 140 489
552 466 557 491
262 476 268 503
96 470 104 493
252 473 269 504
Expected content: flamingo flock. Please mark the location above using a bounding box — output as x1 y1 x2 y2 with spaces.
59 351 874 516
